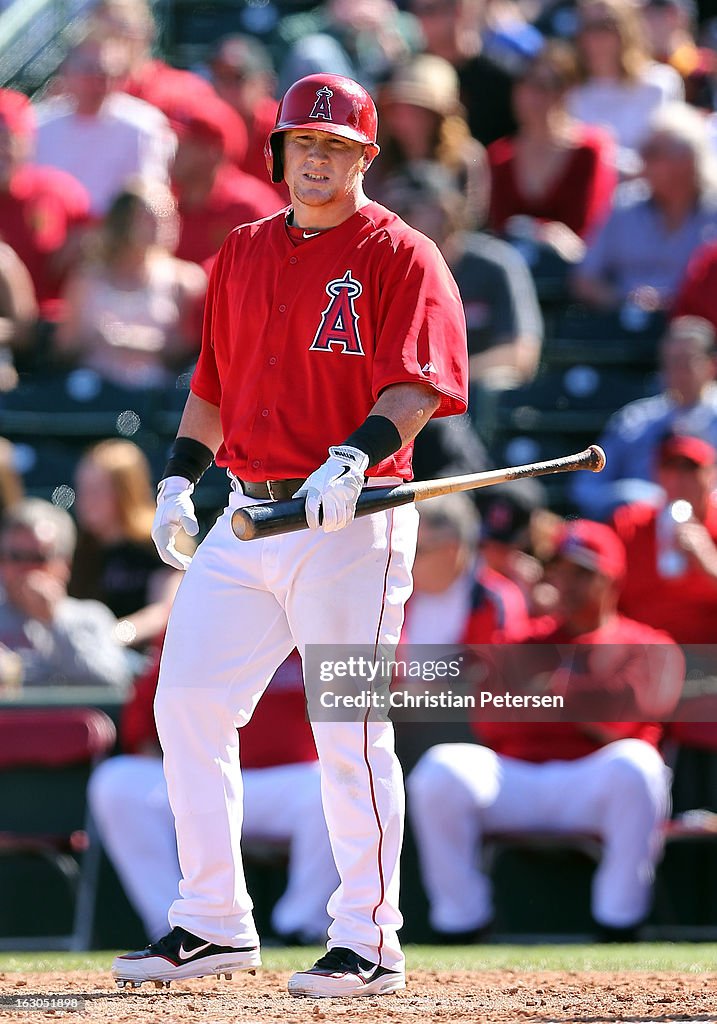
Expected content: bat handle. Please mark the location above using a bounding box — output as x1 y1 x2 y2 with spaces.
231 484 416 541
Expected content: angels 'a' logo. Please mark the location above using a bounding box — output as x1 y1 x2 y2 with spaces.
310 271 364 356
310 86 334 120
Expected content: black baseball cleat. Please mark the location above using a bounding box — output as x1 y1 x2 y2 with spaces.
288 946 405 997
112 926 261 989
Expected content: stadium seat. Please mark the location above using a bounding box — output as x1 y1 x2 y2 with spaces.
0 371 160 443
543 305 666 371
0 708 116 951
494 366 658 436
503 237 573 306
486 365 658 513
12 441 84 504
490 433 584 471
482 819 717 940
162 0 317 68
487 434 590 514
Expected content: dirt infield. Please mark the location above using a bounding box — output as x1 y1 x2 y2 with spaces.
1 968 716 1024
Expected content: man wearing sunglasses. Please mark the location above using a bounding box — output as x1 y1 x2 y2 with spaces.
0 498 130 689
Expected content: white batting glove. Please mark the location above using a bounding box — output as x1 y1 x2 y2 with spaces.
293 446 369 532
152 475 199 570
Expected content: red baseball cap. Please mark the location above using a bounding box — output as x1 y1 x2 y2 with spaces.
658 434 716 467
163 94 247 163
557 520 626 581
0 88 35 138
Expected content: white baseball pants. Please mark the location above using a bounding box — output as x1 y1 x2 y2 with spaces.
408 738 670 932
154 485 418 971
88 753 338 942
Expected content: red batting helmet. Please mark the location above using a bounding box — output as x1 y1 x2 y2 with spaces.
265 73 378 183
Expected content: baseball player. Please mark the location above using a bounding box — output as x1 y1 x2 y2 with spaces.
112 73 468 997
408 521 683 942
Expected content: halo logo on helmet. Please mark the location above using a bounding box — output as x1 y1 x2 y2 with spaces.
310 86 334 121
264 74 379 184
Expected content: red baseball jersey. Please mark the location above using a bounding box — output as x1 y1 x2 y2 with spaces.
613 501 717 644
472 613 681 761
191 203 468 481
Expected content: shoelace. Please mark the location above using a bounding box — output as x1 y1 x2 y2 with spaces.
312 947 371 972
147 927 186 955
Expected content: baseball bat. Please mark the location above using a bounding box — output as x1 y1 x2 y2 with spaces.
230 445 606 542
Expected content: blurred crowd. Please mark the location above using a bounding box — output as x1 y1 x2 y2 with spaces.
4 0 717 390
3 0 717 946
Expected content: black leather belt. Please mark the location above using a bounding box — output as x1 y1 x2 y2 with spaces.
239 478 305 501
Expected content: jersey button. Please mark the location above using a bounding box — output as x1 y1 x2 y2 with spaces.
289 256 298 265
279 303 287 312
251 460 261 469
262 409 269 417
269 357 277 365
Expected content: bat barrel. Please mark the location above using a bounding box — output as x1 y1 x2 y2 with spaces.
231 484 416 540
587 444 607 473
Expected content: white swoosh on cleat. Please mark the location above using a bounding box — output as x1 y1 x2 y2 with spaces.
357 967 377 983
177 941 213 960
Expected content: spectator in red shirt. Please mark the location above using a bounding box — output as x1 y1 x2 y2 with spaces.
673 240 717 333
208 35 287 201
488 42 616 256
0 88 90 321
167 98 282 266
613 433 717 643
88 642 338 945
408 520 680 942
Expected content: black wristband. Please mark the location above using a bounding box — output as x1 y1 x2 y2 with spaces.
343 416 403 468
162 436 214 486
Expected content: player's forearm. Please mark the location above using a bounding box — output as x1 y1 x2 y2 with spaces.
158 392 223 498
370 383 441 446
177 391 224 455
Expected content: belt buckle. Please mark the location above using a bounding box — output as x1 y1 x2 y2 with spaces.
266 480 277 501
